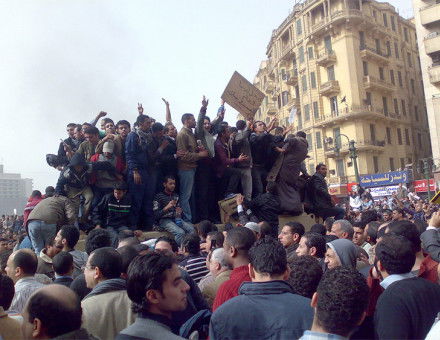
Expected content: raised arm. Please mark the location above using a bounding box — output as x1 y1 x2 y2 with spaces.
90 111 107 126
162 98 172 123
211 99 225 133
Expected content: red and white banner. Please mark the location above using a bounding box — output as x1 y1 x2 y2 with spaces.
412 179 436 192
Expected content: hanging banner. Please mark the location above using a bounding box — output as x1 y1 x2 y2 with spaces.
359 170 411 188
412 179 436 192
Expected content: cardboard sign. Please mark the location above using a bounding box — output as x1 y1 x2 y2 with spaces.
221 71 265 120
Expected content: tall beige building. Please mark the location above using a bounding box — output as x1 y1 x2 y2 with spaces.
252 0 431 186
412 0 440 169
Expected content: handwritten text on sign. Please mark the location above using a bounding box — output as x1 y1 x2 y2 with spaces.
221 71 265 120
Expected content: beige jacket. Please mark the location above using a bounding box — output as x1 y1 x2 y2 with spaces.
202 270 231 308
177 127 204 170
81 290 135 340
27 196 76 226
0 307 23 340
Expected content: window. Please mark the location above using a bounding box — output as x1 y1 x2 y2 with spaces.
386 41 391 56
336 159 345 177
277 95 282 109
383 13 388 27
304 104 310 121
282 91 289 106
408 157 412 165
397 128 402 145
308 46 314 59
407 52 412 67
306 134 312 150
404 128 410 145
366 92 372 106
393 98 399 114
373 156 379 173
296 19 302 35
359 31 365 49
390 70 395 85
382 97 388 116
370 124 376 142
375 39 381 54
400 158 405 170
391 16 396 31
379 67 384 80
401 99 406 116
414 105 419 121
330 96 338 114
327 65 335 81
281 69 286 79
297 112 303 129
386 127 392 144
398 71 403 87
299 46 305 63
404 27 408 42
316 131 322 148
363 61 368 76
310 72 316 88
313 101 319 118
394 42 399 59
302 75 308 92
411 79 415 94
324 35 332 52
418 133 422 148
389 158 395 171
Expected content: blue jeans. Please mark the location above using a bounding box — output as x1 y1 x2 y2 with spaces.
159 218 195 246
28 220 57 254
178 169 196 222
106 225 130 248
128 169 153 230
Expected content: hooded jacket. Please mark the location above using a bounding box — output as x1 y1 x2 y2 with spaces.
327 239 358 268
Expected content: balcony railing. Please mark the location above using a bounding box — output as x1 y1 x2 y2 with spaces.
319 80 340 96
424 32 440 55
284 69 298 86
360 45 390 65
263 82 274 94
420 3 440 26
429 63 440 85
263 103 277 116
316 50 337 67
314 105 403 127
279 41 294 62
310 9 364 36
363 75 394 93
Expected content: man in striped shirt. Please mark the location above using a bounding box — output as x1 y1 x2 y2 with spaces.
5 249 44 314
179 234 209 283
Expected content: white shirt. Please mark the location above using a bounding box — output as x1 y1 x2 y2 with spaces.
8 277 44 314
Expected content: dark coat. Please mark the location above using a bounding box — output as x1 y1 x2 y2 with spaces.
309 172 333 210
209 280 313 340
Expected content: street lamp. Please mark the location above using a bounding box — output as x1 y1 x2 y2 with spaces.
334 134 360 184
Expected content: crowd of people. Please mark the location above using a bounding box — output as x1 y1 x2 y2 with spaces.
0 98 440 339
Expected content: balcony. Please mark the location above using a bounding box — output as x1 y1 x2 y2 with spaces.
284 69 298 86
316 50 337 67
429 64 440 85
287 97 300 109
420 3 440 26
279 41 294 62
360 45 390 65
425 32 440 55
263 103 277 116
363 75 394 93
324 139 385 158
263 82 274 94
319 80 340 97
314 105 404 128
309 9 364 37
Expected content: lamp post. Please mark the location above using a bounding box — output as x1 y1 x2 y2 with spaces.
334 134 360 184
422 158 433 200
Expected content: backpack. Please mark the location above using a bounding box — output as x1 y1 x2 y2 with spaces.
179 309 212 339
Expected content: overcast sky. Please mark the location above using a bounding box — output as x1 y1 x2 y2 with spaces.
0 0 412 191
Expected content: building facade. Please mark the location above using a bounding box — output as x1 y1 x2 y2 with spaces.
412 0 440 170
252 0 431 186
0 164 33 215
